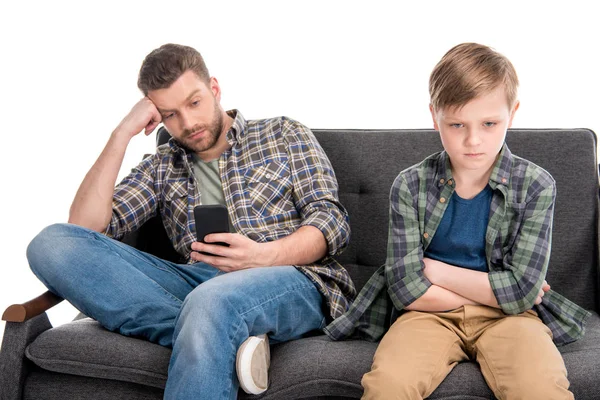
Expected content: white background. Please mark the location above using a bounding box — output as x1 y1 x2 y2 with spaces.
1 1 599 344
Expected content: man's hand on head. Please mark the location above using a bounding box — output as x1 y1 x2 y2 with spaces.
113 97 162 140
190 233 276 272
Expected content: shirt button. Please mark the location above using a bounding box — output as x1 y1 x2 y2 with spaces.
447 179 453 185
440 197 446 203
423 232 429 239
265 173 272 179
439 178 445 184
502 178 507 184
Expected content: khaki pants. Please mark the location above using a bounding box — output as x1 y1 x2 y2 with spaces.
361 305 572 400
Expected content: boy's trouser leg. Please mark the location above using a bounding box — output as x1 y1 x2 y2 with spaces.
474 309 573 400
165 266 325 400
361 310 468 400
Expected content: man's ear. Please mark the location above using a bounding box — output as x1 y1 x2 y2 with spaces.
429 104 440 131
508 100 520 128
210 77 222 102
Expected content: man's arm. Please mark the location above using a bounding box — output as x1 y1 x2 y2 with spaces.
68 98 161 232
191 225 326 271
283 119 351 257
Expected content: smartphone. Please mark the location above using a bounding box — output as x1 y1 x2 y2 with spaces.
193 204 231 256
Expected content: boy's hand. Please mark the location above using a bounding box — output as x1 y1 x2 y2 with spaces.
534 281 551 305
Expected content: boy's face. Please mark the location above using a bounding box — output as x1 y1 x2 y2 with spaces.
430 86 519 176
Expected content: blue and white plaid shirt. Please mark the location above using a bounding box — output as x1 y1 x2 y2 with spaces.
105 110 356 320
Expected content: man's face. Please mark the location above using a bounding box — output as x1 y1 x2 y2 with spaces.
430 86 519 175
148 70 224 154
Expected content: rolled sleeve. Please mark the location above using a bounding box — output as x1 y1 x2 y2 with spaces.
388 271 432 310
284 119 350 256
489 182 556 314
301 201 350 256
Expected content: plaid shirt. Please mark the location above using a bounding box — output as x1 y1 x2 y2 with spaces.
105 110 355 320
325 144 590 345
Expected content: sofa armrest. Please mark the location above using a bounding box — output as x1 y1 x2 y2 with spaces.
2 291 63 322
0 313 54 400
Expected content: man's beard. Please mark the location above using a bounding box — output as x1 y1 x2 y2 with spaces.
180 102 224 153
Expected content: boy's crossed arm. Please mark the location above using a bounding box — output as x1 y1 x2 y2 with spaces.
407 258 550 312
387 173 553 315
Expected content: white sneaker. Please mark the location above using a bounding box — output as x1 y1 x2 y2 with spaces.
236 334 270 395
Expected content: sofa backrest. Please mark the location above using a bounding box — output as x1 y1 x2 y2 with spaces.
140 127 600 313
313 128 600 313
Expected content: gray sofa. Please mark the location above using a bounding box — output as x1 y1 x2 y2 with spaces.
2 128 599 399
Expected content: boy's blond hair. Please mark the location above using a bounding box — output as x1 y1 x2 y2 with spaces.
429 43 519 111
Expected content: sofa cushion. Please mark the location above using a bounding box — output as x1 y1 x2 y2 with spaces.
25 313 600 399
26 318 170 389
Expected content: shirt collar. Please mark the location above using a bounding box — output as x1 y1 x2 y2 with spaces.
225 109 246 146
488 144 512 187
435 143 513 188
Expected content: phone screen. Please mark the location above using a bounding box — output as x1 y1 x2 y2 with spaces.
193 205 230 255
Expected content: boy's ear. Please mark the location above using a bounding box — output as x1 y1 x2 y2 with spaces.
429 104 440 131
508 100 520 128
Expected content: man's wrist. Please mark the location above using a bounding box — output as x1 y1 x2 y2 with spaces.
258 241 279 267
110 127 135 146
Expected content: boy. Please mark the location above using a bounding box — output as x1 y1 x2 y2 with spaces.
325 43 589 399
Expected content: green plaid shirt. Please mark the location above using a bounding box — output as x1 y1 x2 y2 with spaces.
325 144 590 345
104 110 355 320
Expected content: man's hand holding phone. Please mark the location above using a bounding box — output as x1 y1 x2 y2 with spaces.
191 205 275 272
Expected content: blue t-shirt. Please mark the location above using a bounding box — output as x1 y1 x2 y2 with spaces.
424 185 493 272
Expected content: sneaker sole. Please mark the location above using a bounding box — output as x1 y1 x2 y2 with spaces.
236 334 270 395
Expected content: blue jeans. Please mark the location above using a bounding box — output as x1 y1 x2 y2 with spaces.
27 223 326 400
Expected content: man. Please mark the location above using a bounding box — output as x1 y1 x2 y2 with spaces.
27 43 355 400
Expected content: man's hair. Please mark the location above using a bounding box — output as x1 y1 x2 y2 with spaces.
137 43 210 95
429 43 519 111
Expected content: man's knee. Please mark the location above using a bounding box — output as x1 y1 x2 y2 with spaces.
186 280 231 306
174 280 247 345
180 279 243 322
27 223 88 280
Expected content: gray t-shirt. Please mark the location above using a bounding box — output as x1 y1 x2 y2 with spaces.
192 156 226 206
191 155 233 232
